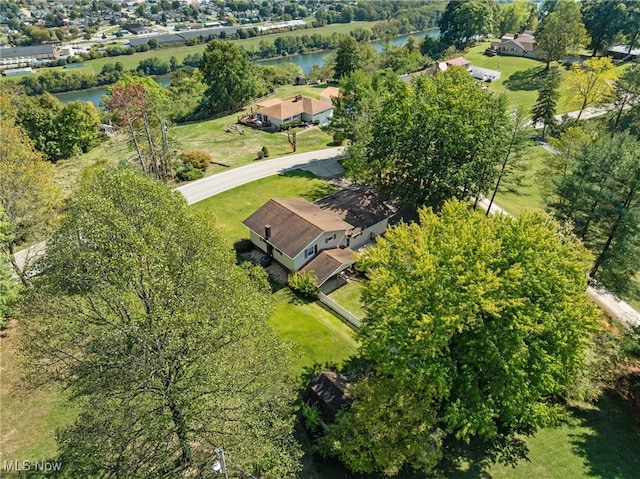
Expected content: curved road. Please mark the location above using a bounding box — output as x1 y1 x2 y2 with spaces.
176 147 346 205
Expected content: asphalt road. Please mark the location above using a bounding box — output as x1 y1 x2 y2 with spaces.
176 147 346 205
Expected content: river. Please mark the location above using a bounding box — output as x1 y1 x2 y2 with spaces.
56 29 439 106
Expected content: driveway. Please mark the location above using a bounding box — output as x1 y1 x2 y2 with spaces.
176 147 346 205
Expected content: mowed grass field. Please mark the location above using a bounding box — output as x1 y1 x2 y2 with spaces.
0 321 77 463
465 42 628 113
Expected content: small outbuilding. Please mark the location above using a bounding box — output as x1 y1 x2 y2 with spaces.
304 369 351 423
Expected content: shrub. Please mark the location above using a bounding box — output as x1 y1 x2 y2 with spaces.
257 150 265 160
176 163 204 182
234 238 254 254
180 150 211 171
288 271 318 299
261 146 269 157
301 401 323 433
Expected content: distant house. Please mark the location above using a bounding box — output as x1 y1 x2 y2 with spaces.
489 32 543 60
400 56 500 83
318 86 340 103
255 94 333 130
242 188 394 286
608 44 640 61
122 22 154 34
423 56 471 76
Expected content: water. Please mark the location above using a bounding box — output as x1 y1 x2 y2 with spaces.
56 75 171 105
256 29 439 73
56 29 439 106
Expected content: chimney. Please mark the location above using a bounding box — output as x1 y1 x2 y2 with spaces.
265 224 271 240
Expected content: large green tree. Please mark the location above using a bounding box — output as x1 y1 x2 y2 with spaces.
0 214 19 329
199 39 257 114
22 166 302 478
496 0 536 37
581 0 625 56
333 35 363 80
440 0 494 49
0 120 62 286
321 200 599 476
535 0 589 68
548 132 640 293
345 68 508 209
14 93 100 161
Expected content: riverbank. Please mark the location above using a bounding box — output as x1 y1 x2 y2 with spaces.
54 29 438 106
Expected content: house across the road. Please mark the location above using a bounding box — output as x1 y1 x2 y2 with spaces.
242 187 394 286
254 94 334 130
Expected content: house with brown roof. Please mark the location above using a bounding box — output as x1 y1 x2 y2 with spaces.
242 188 394 286
489 32 543 60
255 94 333 130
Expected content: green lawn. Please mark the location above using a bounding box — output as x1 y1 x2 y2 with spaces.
327 280 365 319
191 170 334 244
0 321 77 463
465 42 628 114
492 144 550 217
269 290 359 378
172 109 333 170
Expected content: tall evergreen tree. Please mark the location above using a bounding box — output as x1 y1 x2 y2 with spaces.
531 67 560 138
548 132 640 292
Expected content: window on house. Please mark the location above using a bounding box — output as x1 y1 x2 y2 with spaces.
305 246 315 258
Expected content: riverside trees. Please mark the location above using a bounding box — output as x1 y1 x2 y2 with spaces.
319 200 599 476
21 166 302 478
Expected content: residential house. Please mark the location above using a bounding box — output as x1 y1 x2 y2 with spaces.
255 94 333 130
489 32 543 60
608 44 640 61
242 188 394 286
400 56 500 83
318 86 340 103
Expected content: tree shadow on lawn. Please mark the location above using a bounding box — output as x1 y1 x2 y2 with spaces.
504 66 547 92
568 391 640 478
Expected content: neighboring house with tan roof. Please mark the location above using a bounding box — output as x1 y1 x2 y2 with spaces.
255 94 333 130
489 32 543 60
242 188 394 286
318 86 340 103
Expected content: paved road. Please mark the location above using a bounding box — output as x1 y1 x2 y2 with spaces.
176 147 346 205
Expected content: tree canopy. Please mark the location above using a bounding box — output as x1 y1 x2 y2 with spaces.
535 0 589 68
14 93 100 161
199 39 257 114
344 67 508 209
565 56 616 120
0 119 61 286
548 131 640 293
320 200 599 476
440 0 494 49
22 166 302 478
